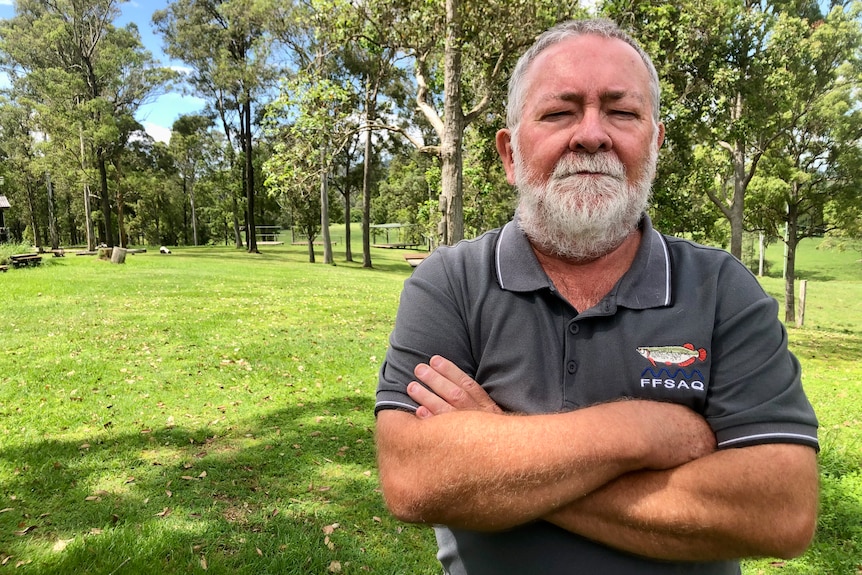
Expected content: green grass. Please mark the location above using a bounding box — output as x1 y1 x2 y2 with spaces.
0 236 860 574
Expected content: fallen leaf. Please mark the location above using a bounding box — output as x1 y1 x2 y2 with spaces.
53 538 74 552
165 490 172 498
0 508 13 513
89 528 103 535
14 525 36 536
372 516 381 523
79 443 90 450
323 523 340 535
200 555 208 570
328 560 342 573
198 471 207 479
256 548 263 556
155 507 171 518
180 476 197 481
84 496 100 502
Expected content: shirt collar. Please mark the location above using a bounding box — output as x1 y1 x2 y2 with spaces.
494 214 673 310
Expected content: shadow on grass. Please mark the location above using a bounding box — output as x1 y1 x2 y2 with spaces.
0 396 437 575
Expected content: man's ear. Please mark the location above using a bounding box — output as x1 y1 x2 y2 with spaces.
656 122 665 149
496 129 516 185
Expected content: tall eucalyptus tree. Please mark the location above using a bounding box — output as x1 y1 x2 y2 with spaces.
154 0 280 253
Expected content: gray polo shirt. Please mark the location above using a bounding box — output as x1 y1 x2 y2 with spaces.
376 216 818 575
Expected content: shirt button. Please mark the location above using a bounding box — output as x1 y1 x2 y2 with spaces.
568 324 579 335
567 361 578 374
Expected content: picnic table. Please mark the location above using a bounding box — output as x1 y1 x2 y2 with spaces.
10 253 42 268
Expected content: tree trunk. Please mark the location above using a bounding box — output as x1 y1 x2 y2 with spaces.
321 145 333 265
729 138 746 261
25 179 42 249
45 171 59 250
115 168 127 248
79 126 95 251
441 0 465 245
307 238 316 263
361 83 374 268
343 190 352 262
783 198 799 324
97 152 114 246
243 98 258 253
189 176 199 246
232 191 242 248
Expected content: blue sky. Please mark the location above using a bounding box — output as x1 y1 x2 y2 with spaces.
0 0 206 142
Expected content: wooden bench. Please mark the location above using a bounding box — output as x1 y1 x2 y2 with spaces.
10 253 42 268
404 253 430 268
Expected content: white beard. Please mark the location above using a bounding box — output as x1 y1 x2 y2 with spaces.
514 143 657 262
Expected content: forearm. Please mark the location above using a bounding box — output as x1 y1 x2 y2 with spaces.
376 400 714 531
546 443 819 561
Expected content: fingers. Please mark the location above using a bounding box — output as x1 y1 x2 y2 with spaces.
407 355 503 417
427 355 503 413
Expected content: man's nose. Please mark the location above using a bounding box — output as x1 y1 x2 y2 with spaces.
569 110 611 154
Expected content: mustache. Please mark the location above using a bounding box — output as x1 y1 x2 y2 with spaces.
552 153 626 180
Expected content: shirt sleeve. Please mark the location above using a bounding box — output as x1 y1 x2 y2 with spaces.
703 258 819 451
375 250 477 416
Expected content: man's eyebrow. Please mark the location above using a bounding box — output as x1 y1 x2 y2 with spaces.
547 90 646 105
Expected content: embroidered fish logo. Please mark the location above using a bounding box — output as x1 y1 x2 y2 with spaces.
637 344 707 367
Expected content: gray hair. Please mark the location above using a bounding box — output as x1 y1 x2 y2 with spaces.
506 19 661 130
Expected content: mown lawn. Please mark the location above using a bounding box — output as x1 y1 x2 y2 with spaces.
0 236 859 574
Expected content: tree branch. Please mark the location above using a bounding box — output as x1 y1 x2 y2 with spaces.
414 50 444 138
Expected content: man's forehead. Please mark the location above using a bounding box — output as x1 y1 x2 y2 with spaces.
524 36 651 97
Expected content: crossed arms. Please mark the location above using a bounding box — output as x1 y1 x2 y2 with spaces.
375 356 819 562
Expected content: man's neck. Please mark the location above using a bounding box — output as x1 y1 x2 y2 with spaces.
532 229 642 312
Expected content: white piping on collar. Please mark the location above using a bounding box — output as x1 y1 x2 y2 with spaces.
653 228 672 306
495 221 512 290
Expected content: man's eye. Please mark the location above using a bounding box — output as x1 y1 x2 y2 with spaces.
611 110 637 118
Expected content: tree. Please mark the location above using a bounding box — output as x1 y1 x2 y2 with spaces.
154 0 279 254
171 114 215 246
747 6 862 322
264 74 354 263
606 0 852 260
383 0 578 245
0 0 173 249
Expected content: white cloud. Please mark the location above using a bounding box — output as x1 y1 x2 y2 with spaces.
143 122 171 144
0 1 14 5
170 65 193 75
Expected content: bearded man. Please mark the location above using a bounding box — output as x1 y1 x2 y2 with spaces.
374 18 819 575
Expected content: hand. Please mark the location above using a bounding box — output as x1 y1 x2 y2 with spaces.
407 355 504 419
